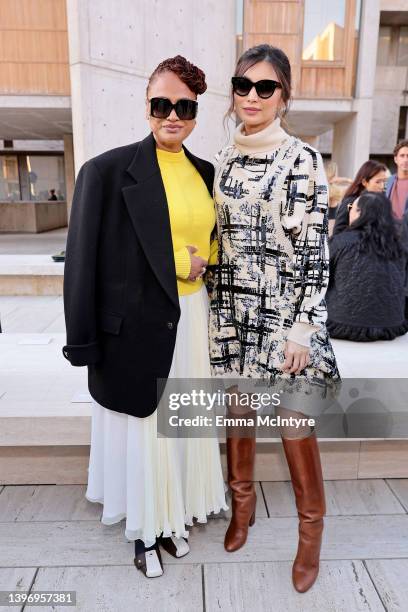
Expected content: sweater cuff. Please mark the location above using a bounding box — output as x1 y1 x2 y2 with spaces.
174 247 191 279
287 322 320 348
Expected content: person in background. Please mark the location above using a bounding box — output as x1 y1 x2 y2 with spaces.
48 189 58 201
386 139 408 221
327 180 352 237
327 192 408 341
325 160 352 235
332 160 388 235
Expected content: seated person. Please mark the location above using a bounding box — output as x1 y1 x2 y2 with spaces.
332 160 388 235
327 192 408 341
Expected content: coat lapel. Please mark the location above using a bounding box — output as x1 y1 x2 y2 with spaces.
122 133 179 310
122 132 214 311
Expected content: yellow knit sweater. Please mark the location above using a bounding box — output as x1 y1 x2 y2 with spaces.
156 147 218 296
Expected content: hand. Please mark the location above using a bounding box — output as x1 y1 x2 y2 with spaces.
281 340 310 375
186 245 208 281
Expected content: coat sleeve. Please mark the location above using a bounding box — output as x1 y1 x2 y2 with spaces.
332 199 350 235
62 160 104 366
283 149 330 347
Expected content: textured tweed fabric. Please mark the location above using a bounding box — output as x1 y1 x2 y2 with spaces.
209 134 340 400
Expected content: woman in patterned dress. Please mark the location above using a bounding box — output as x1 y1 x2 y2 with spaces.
209 44 341 593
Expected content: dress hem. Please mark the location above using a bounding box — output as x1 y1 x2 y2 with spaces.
85 493 229 543
327 319 408 342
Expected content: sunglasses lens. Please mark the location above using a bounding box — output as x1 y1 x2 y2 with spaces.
175 99 197 120
232 77 251 96
150 98 197 120
150 98 172 118
231 78 280 99
256 80 278 98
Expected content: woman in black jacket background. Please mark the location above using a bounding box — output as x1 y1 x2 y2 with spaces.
327 192 408 341
332 160 387 235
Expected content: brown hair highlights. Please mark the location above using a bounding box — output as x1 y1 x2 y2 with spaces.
225 44 292 127
394 139 408 156
343 160 387 199
146 55 207 97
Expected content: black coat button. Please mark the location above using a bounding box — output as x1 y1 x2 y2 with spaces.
167 321 174 330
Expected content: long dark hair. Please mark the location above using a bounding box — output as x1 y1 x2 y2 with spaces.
224 44 292 130
343 160 387 199
348 192 405 259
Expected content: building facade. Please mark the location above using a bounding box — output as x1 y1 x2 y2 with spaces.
0 0 407 227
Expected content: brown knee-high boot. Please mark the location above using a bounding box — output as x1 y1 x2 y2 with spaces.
224 424 257 552
282 431 326 592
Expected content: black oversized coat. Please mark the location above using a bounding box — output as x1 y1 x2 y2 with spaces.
62 132 215 418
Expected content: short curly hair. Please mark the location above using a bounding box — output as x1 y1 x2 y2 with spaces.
146 55 207 96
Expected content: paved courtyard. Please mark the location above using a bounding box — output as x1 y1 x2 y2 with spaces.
0 232 408 611
0 479 408 611
1 294 408 611
0 229 67 256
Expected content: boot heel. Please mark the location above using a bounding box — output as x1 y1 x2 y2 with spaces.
249 509 256 526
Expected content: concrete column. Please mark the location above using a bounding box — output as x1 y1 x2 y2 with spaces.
63 133 75 219
332 99 372 177
332 0 381 177
66 0 236 174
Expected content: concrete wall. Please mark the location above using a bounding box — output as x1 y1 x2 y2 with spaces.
66 0 236 173
63 134 75 218
331 101 371 177
371 65 408 154
0 201 67 233
0 140 64 152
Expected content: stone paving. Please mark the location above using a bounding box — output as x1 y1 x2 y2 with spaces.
0 480 407 611
1 231 408 611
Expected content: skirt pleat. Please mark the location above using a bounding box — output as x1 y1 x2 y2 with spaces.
85 285 228 546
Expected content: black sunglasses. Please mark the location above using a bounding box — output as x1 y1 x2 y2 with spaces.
149 97 198 120
231 76 282 99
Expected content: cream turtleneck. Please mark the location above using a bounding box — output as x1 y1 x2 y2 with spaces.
234 116 288 155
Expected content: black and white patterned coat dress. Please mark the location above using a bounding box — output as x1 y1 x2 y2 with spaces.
209 129 341 398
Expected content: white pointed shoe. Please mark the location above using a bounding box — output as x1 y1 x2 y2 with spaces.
134 543 163 578
159 535 190 558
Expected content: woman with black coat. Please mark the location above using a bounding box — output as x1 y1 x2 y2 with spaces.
63 56 227 578
327 192 408 341
332 160 387 235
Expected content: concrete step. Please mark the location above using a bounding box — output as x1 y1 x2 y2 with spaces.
1 331 408 483
0 255 64 295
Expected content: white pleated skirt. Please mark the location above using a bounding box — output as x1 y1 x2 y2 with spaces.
85 284 228 547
